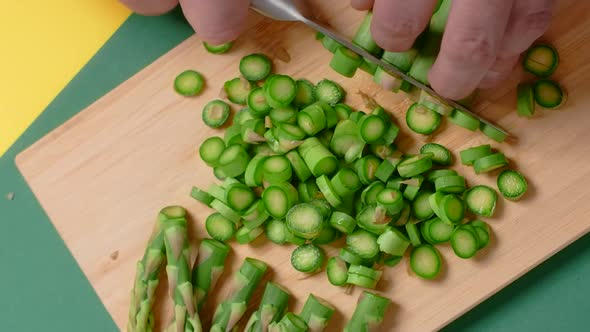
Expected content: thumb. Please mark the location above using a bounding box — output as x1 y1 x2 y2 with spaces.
179 0 251 45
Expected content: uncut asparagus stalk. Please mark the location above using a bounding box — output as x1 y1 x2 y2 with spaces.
244 282 290 332
299 294 336 332
127 206 186 332
192 238 231 311
210 257 268 332
343 291 391 332
162 207 202 332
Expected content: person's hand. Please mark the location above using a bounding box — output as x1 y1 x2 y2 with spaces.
119 0 250 45
352 0 556 99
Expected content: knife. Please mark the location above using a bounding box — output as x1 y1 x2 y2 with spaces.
250 0 511 138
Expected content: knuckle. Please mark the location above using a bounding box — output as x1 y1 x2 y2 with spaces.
522 9 552 34
380 18 424 38
444 28 497 66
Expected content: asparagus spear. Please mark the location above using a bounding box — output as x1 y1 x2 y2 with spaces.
192 238 231 311
268 313 309 332
162 207 202 332
244 282 291 332
127 206 185 332
299 294 336 332
343 291 391 332
210 257 268 332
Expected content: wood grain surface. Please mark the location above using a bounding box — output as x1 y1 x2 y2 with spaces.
15 1 590 331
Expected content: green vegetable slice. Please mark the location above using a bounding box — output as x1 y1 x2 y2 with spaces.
405 222 422 246
285 150 312 182
286 203 325 239
330 47 363 78
438 195 465 225
202 100 231 128
419 90 453 116
412 190 435 220
359 57 378 74
298 102 327 136
374 66 403 92
382 49 418 72
334 103 354 120
327 257 349 286
497 169 528 200
217 144 250 178
428 217 455 243
203 41 233 54
190 186 214 206
465 185 497 217
397 154 433 178
266 219 289 245
174 70 204 96
293 79 317 109
239 53 272 81
270 106 298 124
291 244 325 273
533 79 565 109
410 244 442 279
312 225 341 245
360 181 386 206
376 188 405 215
299 137 339 177
420 143 452 166
480 123 507 143
377 227 410 256
199 136 225 167
449 108 480 131
314 79 345 106
359 115 389 144
517 82 535 117
330 168 362 198
329 211 356 235
226 183 255 212
265 74 297 107
263 155 293 184
451 226 479 259
206 212 236 241
523 43 559 78
322 35 342 53
406 103 442 135
247 87 271 117
434 175 466 194
316 174 343 207
473 153 509 174
427 169 458 182
355 155 381 185
236 225 264 244
471 220 491 249
356 205 389 235
262 183 298 219
460 144 492 165
346 229 380 259
224 77 252 105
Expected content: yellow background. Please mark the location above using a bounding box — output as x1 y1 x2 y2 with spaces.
0 1 131 156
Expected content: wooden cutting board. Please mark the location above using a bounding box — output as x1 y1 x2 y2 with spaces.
15 1 590 331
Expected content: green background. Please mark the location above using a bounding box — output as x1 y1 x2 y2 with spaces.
1 10 589 331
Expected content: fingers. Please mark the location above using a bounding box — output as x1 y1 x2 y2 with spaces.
351 0 374 11
479 0 556 88
179 0 251 44
371 0 438 52
119 0 179 16
429 0 514 99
